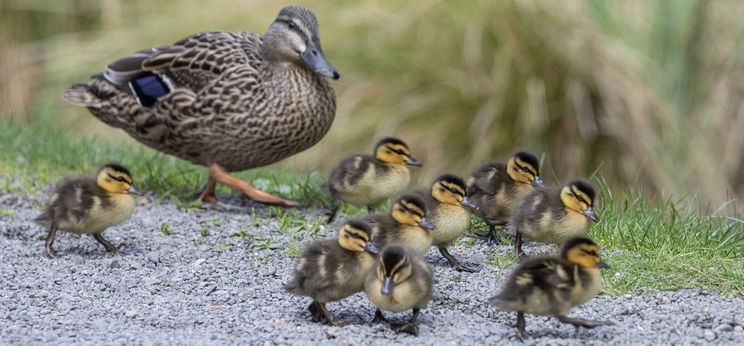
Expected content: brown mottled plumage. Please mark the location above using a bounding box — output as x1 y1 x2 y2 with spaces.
63 6 338 207
510 179 599 257
325 137 422 223
489 237 611 340
364 245 433 336
360 194 435 256
34 163 141 258
285 219 378 326
467 151 543 244
410 174 477 272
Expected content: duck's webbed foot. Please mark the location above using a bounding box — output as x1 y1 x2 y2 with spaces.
555 315 611 329
207 163 300 208
438 247 477 272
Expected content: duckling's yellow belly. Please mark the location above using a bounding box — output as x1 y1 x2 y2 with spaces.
337 165 410 205
365 280 427 313
395 226 433 256
430 205 471 246
571 268 603 307
521 209 591 245
318 253 377 302
61 194 136 234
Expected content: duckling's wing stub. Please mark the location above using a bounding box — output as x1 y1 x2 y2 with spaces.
470 163 506 194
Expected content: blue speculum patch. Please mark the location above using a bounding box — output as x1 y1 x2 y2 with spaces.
129 73 170 107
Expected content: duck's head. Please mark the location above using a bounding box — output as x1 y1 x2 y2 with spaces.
96 163 141 195
376 245 412 296
431 174 476 209
560 179 599 222
506 151 543 186
391 194 435 230
263 6 340 80
337 219 378 255
562 237 610 269
374 137 422 166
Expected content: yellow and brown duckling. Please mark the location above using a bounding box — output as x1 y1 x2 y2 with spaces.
510 179 599 257
411 174 477 272
34 163 141 258
364 244 433 335
285 219 379 326
489 237 611 340
325 137 422 223
467 151 543 245
361 194 435 256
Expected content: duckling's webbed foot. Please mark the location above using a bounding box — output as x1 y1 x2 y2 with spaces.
314 301 343 326
371 309 388 324
325 198 340 223
438 247 477 273
514 231 526 259
555 315 610 329
45 223 59 258
516 311 528 341
208 163 299 207
93 233 119 253
308 302 323 322
391 322 419 336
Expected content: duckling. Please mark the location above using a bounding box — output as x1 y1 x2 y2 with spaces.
34 163 141 258
489 237 611 340
364 244 433 335
510 179 599 257
361 194 435 256
467 151 543 245
410 174 477 272
285 219 379 326
325 137 422 223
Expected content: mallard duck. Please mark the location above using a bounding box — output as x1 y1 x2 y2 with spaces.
63 6 339 208
285 219 379 326
489 237 611 340
361 194 435 256
510 179 599 257
410 174 477 272
34 163 141 258
325 137 422 223
364 244 433 335
467 151 543 245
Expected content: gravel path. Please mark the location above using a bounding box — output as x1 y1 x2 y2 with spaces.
1 183 743 345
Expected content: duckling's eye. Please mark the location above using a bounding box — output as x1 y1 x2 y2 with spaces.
448 187 459 194
286 21 296 29
521 167 530 173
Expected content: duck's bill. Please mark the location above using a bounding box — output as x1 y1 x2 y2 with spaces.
365 241 379 255
127 185 144 196
381 277 393 296
532 175 544 187
460 196 477 209
584 206 599 222
598 261 611 269
405 157 423 166
419 217 435 230
300 42 340 80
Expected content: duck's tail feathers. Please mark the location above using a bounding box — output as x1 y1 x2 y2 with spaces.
63 83 102 108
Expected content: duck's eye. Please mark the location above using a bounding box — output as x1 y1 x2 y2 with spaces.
521 167 530 173
287 21 296 29
448 187 458 194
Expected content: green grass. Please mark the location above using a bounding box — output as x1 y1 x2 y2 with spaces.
1 117 742 296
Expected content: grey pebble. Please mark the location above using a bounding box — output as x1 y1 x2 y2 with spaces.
704 329 717 341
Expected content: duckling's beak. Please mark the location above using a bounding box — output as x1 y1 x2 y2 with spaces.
381 277 393 296
532 175 544 187
460 196 477 209
364 241 379 255
300 41 340 80
419 217 435 230
404 157 423 167
584 206 599 222
127 185 144 195
598 261 611 269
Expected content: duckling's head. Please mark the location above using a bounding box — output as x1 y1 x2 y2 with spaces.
374 137 422 166
506 151 543 186
391 194 435 230
337 219 379 255
263 6 340 80
562 237 610 269
376 245 412 296
560 179 599 222
431 174 476 209
96 163 141 195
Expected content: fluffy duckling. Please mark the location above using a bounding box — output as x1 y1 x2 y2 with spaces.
362 194 435 256
364 245 433 335
467 151 543 245
411 174 477 272
325 137 422 223
510 179 599 257
285 219 379 326
489 237 611 340
34 163 141 258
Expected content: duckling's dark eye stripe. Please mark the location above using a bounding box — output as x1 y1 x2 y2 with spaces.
107 173 131 185
386 146 408 156
581 249 598 256
439 182 463 196
400 203 423 218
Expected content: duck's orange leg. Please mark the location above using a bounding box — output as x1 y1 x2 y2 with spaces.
208 163 299 207
197 176 218 204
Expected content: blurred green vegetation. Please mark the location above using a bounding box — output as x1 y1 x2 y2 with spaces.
2 0 744 214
